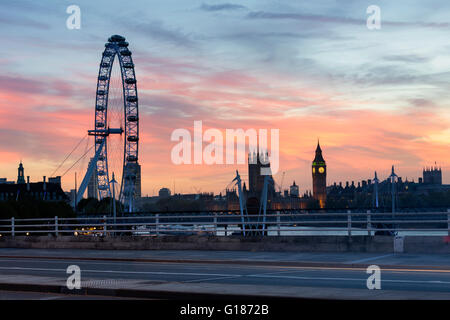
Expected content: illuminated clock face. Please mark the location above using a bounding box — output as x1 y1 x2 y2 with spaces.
312 167 316 173
318 167 325 173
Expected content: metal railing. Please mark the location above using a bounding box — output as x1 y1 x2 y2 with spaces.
0 210 449 237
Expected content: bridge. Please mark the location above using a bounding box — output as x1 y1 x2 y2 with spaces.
1 210 449 238
0 210 449 299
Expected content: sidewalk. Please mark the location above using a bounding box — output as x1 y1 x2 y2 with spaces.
0 248 449 270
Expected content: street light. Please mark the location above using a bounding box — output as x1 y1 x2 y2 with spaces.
110 172 117 235
389 166 398 214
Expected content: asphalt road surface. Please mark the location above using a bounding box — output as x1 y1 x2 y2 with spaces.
0 289 135 300
0 256 449 296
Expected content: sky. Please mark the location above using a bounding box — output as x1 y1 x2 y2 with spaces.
0 0 449 196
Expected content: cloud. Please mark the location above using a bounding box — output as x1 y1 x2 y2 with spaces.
200 3 247 12
0 74 81 99
246 11 450 29
246 11 363 25
126 20 195 48
350 67 450 88
220 30 345 42
383 55 430 64
0 15 50 29
1 0 450 193
408 98 437 108
0 75 45 94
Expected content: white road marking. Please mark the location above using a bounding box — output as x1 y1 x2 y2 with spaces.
38 296 65 300
183 269 307 283
0 258 293 271
183 275 243 283
0 266 449 286
0 266 237 278
248 274 450 285
1 258 450 274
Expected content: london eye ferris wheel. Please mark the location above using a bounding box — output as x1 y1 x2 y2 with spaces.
86 34 139 211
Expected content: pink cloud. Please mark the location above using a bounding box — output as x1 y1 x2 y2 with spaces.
1 56 449 196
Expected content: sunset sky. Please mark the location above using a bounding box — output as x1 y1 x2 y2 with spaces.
0 0 449 196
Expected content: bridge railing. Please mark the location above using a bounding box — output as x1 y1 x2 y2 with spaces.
0 210 449 237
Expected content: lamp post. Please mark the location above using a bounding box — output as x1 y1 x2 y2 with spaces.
388 166 399 236
389 166 398 214
373 171 379 209
110 172 117 235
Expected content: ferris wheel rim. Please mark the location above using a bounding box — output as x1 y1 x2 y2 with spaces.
93 35 139 206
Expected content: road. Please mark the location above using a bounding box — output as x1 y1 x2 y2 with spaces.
0 255 449 299
0 290 134 300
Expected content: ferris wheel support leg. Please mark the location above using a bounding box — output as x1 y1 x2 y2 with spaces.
76 140 105 205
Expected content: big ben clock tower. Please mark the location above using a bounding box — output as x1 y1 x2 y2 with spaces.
312 141 327 208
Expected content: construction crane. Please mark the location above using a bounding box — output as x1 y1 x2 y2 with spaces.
192 186 202 194
279 171 285 193
273 171 285 194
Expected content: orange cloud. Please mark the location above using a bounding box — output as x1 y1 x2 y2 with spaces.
1 60 449 196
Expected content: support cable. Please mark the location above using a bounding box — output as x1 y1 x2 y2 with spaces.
60 144 95 178
50 134 88 177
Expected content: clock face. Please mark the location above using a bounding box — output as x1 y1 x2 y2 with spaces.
312 167 316 173
318 167 325 173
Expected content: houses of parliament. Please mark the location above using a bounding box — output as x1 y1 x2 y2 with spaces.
219 142 328 211
219 141 449 211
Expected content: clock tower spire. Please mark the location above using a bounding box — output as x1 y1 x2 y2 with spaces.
312 140 326 208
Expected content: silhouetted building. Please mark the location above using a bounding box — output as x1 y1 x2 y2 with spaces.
327 164 450 209
312 141 327 208
248 150 272 195
48 176 61 187
158 187 171 198
0 175 68 202
423 165 442 185
17 162 25 184
290 181 299 197
246 149 276 210
125 162 141 199
226 188 240 210
87 157 98 199
0 178 14 184
67 189 76 207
